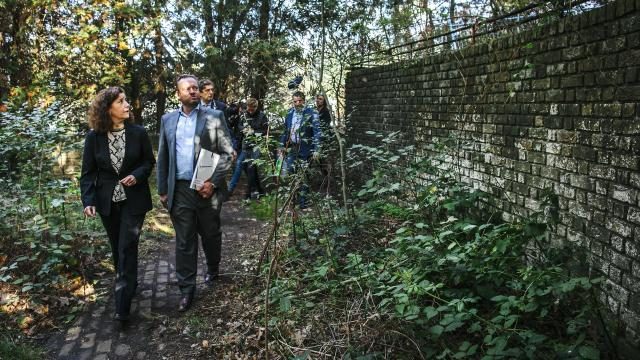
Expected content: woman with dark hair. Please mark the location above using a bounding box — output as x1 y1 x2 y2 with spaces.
80 87 155 323
315 93 334 194
315 93 332 134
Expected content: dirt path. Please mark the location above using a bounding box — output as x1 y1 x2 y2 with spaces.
44 191 271 359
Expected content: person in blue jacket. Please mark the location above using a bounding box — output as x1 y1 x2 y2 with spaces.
278 91 321 209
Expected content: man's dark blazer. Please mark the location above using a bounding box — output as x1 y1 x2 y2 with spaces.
80 124 155 216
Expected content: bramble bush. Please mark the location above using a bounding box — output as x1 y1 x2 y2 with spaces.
260 131 603 359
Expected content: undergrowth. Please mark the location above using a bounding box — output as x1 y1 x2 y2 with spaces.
259 132 604 359
0 104 112 341
0 333 43 360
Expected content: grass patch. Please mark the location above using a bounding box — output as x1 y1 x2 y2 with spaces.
245 194 277 221
0 335 43 360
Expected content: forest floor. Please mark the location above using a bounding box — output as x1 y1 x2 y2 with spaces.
43 183 273 359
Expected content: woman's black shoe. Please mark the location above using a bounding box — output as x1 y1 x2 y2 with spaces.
113 313 130 322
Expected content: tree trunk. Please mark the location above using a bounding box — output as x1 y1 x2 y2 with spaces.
9 8 31 88
319 0 326 89
252 0 270 104
154 15 167 131
203 0 216 45
447 0 457 50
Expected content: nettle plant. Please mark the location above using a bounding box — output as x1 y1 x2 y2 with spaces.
266 131 603 359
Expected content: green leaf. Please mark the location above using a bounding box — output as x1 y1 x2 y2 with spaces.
462 224 477 231
429 325 444 337
279 296 291 312
439 230 454 238
468 322 482 333
493 238 510 254
396 227 408 234
578 346 599 360
424 306 438 319
504 315 518 328
444 321 463 332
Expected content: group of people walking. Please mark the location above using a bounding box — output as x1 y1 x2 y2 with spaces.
79 74 330 323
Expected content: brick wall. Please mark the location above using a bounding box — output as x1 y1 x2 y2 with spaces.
345 0 640 355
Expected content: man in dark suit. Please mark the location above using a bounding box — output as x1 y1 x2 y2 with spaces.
199 78 239 152
157 74 235 312
198 79 227 112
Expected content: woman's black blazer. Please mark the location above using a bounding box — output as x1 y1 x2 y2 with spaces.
80 124 155 216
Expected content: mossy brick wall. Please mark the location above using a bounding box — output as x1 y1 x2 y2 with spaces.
345 0 640 354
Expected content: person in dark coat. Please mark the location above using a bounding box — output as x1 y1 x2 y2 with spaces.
80 86 155 323
228 97 269 199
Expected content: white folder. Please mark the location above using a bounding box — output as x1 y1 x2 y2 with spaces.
190 148 220 190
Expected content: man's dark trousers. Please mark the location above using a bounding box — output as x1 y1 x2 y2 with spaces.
170 181 222 295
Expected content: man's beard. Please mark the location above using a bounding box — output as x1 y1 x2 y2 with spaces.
183 98 199 107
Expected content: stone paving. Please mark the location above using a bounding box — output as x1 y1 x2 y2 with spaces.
48 256 180 360
45 189 265 359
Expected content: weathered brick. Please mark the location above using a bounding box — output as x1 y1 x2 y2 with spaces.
590 223 612 243
611 154 640 170
622 103 636 117
630 292 640 314
561 74 584 87
619 85 640 101
562 45 586 60
628 208 640 225
596 181 608 195
555 130 576 143
626 240 639 259
624 67 639 84
573 145 597 161
606 216 633 237
590 164 616 180
558 104 581 116
570 174 594 190
569 201 592 220
594 103 623 117
612 185 638 204
612 235 625 252
609 264 623 282
609 199 629 219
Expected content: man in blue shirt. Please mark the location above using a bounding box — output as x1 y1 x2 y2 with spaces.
157 74 235 312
